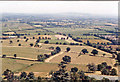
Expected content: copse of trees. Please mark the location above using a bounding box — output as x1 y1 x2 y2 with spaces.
97 62 117 76
2 69 36 81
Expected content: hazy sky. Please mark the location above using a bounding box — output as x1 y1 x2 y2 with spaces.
0 1 118 16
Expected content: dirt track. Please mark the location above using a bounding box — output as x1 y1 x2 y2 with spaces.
45 51 64 62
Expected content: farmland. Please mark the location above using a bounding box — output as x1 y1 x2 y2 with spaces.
1 13 119 81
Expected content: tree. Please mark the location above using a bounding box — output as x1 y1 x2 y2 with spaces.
20 72 27 79
116 48 120 51
63 42 67 45
117 53 120 62
111 68 117 75
38 76 42 81
28 72 34 79
24 36 26 39
87 63 97 72
112 54 115 58
101 69 109 75
36 39 40 43
37 55 44 62
3 69 14 81
91 49 98 56
102 77 110 82
38 33 40 35
71 67 78 80
56 46 61 52
2 55 6 58
18 44 21 46
81 49 88 54
49 46 54 50
71 67 78 73
17 40 19 42
66 47 70 52
56 42 59 44
44 40 49 44
51 51 56 55
33 37 35 39
25 38 29 42
106 66 112 71
78 70 86 80
97 64 105 71
14 54 17 58
30 43 33 47
9 40 13 44
62 55 71 63
103 54 106 57
102 62 107 67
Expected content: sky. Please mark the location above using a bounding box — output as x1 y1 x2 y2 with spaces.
0 1 119 16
